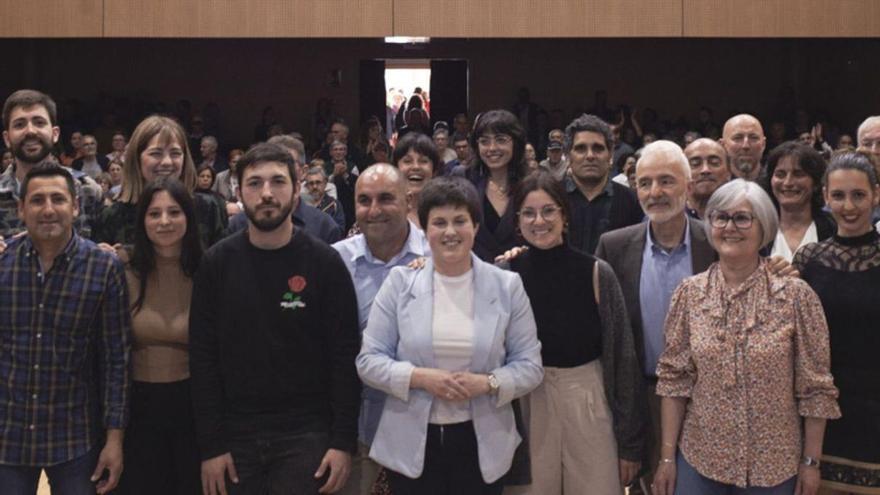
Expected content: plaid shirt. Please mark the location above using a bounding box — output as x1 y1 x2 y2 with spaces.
0 233 131 466
0 164 103 240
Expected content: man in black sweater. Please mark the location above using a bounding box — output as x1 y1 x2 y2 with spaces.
190 142 361 495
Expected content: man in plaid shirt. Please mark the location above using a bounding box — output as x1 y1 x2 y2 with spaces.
0 152 131 494
0 90 102 241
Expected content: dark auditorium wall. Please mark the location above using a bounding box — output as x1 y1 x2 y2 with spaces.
0 38 877 149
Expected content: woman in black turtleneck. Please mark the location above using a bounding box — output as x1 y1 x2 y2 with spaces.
792 152 880 495
504 171 645 495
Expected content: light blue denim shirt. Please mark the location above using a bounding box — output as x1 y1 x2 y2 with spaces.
639 219 693 378
332 222 429 445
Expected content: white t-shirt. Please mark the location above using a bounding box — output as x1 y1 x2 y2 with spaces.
429 269 475 424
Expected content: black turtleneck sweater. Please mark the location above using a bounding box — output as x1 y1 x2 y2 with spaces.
510 243 603 367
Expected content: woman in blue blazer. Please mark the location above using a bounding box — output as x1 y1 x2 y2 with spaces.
357 176 543 494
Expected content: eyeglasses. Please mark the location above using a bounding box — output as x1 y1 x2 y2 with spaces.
518 205 561 223
477 135 513 147
709 211 755 230
305 180 325 187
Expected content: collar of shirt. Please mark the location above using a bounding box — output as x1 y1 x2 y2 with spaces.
22 232 79 272
351 221 429 266
565 175 614 201
644 216 691 257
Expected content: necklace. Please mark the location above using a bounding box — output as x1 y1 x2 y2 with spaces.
488 179 508 195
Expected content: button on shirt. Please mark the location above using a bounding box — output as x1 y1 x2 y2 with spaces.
0 234 131 466
332 223 429 444
639 221 693 377
565 177 643 255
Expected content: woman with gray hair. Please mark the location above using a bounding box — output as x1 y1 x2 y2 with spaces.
652 179 840 495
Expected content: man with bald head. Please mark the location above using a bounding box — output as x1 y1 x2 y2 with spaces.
596 141 717 494
857 116 880 168
332 164 429 495
684 138 731 219
720 114 766 181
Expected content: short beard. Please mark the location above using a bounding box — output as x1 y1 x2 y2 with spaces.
12 137 53 165
733 157 757 177
244 199 294 232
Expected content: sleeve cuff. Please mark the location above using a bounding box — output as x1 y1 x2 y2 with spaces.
198 437 230 461
390 361 416 402
655 378 694 398
799 397 841 420
491 368 515 407
329 433 358 454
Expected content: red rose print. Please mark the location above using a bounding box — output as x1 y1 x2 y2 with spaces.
288 275 307 293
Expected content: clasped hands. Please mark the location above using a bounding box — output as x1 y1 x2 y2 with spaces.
411 367 491 401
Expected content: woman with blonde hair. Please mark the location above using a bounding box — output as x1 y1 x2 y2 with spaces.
94 115 225 250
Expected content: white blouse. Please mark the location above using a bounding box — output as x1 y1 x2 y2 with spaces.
771 221 817 262
430 269 475 424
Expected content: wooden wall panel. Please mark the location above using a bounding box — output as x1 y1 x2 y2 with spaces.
0 0 102 37
393 0 682 37
683 0 880 37
104 0 393 37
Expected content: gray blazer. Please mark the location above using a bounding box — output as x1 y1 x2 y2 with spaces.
595 216 716 376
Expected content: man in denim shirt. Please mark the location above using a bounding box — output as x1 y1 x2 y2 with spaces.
333 164 429 495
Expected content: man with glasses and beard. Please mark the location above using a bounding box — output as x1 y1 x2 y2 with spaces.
190 143 361 495
1 89 101 240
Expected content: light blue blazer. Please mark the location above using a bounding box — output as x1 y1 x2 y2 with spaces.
356 254 543 483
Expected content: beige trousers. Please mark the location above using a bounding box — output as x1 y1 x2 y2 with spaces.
505 360 622 495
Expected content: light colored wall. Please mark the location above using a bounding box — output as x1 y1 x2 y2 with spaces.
2 0 878 38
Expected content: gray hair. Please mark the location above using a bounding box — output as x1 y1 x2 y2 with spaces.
858 116 880 145
636 140 692 180
305 166 327 179
201 135 218 148
267 134 305 163
704 178 778 249
563 114 613 153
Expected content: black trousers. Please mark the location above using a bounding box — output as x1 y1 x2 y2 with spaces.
227 430 329 495
387 421 504 495
114 380 201 495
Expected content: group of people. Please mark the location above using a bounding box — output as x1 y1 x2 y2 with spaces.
0 86 878 495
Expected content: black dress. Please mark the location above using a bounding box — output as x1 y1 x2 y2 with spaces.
792 230 880 493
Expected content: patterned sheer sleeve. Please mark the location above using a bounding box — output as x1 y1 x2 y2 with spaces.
656 280 697 398
791 241 820 274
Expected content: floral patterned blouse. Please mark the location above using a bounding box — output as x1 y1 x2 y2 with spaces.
657 261 841 488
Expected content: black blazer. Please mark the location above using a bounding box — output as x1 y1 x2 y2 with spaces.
595 216 717 376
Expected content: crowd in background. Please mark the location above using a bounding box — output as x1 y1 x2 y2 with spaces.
1 86 879 495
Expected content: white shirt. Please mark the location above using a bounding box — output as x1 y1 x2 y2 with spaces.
430 269 474 424
771 221 818 261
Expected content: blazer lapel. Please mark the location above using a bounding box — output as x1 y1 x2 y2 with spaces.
408 260 437 368
469 256 500 373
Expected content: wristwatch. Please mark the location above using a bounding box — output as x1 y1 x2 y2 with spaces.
487 374 500 395
801 456 821 468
